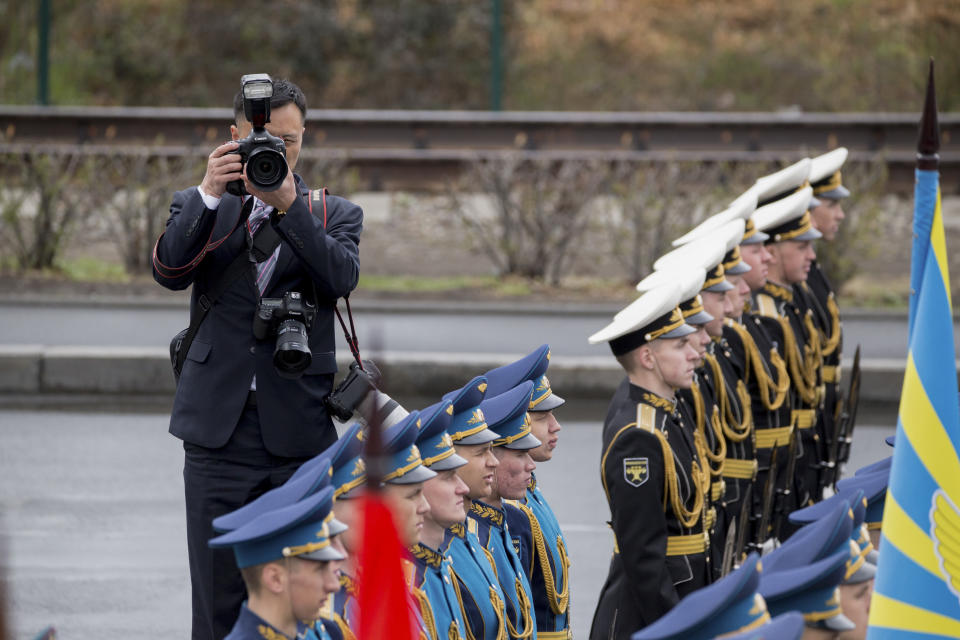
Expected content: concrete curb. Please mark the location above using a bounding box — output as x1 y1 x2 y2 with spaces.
0 294 933 320
0 346 912 416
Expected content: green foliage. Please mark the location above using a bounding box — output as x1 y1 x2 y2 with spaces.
3 0 957 110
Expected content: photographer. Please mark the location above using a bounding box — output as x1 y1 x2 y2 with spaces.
152 76 362 640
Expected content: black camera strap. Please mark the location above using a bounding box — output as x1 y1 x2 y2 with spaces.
174 197 281 376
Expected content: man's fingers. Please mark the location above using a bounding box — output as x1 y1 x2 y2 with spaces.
209 141 240 159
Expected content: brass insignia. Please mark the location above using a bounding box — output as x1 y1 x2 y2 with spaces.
351 458 366 477
357 429 365 441
748 593 766 616
512 536 521 556
478 382 488 393
546 349 551 361
446 404 454 415
623 457 649 488
537 376 550 393
467 409 485 426
826 588 841 607
406 445 421 463
436 433 453 449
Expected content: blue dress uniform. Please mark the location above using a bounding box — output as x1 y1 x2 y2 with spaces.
208 487 346 640
752 187 825 510
587 285 711 639
410 400 471 640
631 553 772 640
470 381 540 640
484 344 571 638
442 376 513 640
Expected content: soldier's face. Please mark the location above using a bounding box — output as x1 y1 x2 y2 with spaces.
650 336 699 389
529 410 562 462
423 469 470 529
740 243 772 291
724 275 751 318
772 240 816 284
287 557 341 623
453 443 499 501
231 102 305 171
333 498 362 555
382 481 429 547
810 199 846 241
838 580 873 640
690 325 711 362
492 448 536 500
700 290 731 337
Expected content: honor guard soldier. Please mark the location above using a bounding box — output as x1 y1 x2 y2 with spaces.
469 381 541 640
672 198 763 555
484 345 572 639
208 487 346 640
752 185 826 511
325 423 370 640
443 376 513 640
803 148 851 492
631 554 773 640
411 399 472 640
638 265 724 575
587 282 710 638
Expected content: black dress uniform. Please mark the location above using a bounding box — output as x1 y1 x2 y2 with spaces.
592 383 710 638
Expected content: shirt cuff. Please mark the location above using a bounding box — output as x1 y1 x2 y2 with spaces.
197 186 221 211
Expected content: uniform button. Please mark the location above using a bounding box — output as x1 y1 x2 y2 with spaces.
249 346 255 354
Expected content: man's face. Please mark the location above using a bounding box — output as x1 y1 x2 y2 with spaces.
453 442 499 500
724 275 751 318
287 557 341 623
492 448 536 500
740 242 772 292
838 580 873 640
332 498 361 555
770 240 816 284
649 336 700 389
810 199 846 241
528 410 562 462
700 290 732 338
382 482 429 548
423 469 470 529
232 102 305 171
689 325 711 363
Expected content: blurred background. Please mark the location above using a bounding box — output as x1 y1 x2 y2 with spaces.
0 0 959 305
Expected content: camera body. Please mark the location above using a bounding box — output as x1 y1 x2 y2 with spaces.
253 291 317 378
326 360 409 428
226 73 289 197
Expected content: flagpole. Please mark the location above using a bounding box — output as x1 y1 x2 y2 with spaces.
908 59 940 337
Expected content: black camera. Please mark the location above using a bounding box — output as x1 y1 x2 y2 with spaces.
326 360 409 428
252 291 316 378
226 73 288 197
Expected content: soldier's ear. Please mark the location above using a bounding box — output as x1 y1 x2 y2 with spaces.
636 344 658 371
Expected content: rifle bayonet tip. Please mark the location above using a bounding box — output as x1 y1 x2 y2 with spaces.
917 58 940 169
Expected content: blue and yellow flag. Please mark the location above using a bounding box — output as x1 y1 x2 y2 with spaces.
867 64 960 638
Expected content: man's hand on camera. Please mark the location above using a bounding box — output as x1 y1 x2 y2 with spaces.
243 166 298 214
199 142 243 199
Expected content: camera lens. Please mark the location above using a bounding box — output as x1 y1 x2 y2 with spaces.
273 318 312 378
247 147 288 192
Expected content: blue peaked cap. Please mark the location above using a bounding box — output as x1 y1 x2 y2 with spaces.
212 459 333 533
483 344 565 411
632 553 770 640
759 549 853 632
443 375 499 445
836 469 889 528
209 486 344 569
381 411 437 485
767 498 874 584
328 423 367 498
480 381 541 450
712 612 804 640
416 399 467 471
855 456 892 477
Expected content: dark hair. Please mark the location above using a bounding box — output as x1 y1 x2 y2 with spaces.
233 77 307 124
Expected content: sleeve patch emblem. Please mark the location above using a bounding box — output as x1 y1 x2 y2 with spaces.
623 458 649 487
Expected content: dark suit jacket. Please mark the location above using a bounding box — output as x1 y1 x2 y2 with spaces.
153 175 362 457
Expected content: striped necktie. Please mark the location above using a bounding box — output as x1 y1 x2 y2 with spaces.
248 198 280 295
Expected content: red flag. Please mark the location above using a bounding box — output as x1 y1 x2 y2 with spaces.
356 495 417 640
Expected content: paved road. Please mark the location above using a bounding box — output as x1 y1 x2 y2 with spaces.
1 300 957 360
1 410 895 640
